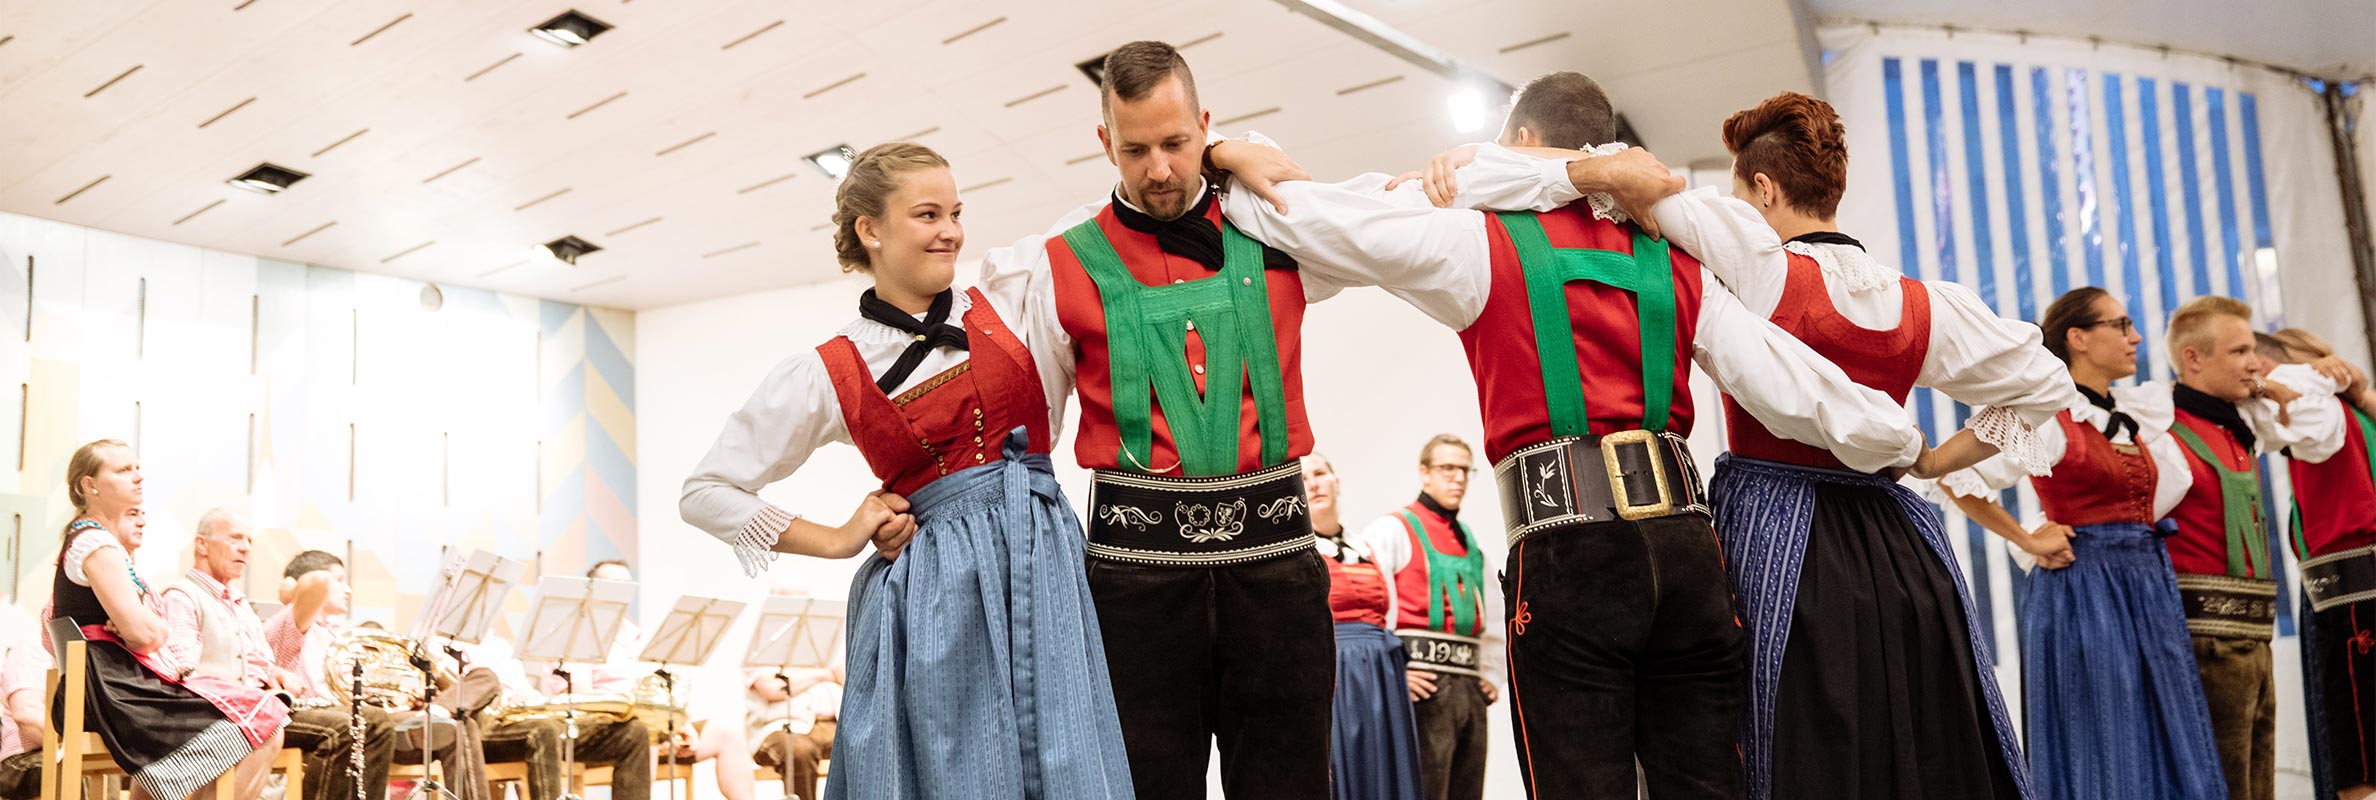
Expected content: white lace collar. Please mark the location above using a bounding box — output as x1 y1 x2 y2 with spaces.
1782 240 1901 293
837 289 973 344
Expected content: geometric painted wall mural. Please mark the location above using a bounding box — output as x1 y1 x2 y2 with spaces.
0 210 632 631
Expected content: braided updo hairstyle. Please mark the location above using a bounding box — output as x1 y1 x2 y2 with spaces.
1721 91 1850 218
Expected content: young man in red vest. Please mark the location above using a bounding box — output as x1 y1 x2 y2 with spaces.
1216 73 1958 798
2251 328 2376 800
2159 296 2310 800
1359 434 1499 800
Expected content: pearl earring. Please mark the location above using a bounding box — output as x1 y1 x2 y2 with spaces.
869 241 881 248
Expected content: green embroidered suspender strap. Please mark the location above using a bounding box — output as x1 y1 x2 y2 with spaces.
2170 423 2269 579
1062 217 1291 476
1495 212 1679 435
1398 509 1484 637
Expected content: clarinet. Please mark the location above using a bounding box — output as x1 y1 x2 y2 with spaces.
351 660 367 800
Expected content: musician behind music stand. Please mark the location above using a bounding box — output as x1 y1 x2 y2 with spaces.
403 550 527 800
518 575 636 800
744 595 845 800
637 596 747 800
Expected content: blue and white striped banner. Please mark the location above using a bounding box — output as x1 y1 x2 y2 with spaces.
1868 54 2297 653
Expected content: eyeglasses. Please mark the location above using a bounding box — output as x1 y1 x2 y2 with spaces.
2078 316 2135 335
1426 464 1477 478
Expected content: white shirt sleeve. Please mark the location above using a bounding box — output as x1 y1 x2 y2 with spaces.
2253 363 2349 463
1442 142 1586 213
1217 175 1494 330
679 352 851 576
1360 515 1413 631
2144 430 2197 520
1649 189 1790 316
975 198 1107 440
1939 419 2070 499
1917 281 2079 473
61 534 121 587
1692 273 1924 473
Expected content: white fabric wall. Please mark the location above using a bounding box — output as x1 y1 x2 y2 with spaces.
1821 26 2364 791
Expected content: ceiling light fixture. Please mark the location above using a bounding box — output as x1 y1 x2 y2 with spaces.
228 162 310 194
1446 86 1491 134
1076 53 1110 87
538 235 601 265
531 10 612 48
804 145 855 180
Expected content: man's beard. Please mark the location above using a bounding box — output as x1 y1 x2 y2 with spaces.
1133 179 1191 220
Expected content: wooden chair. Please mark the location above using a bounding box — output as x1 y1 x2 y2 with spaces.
40 617 305 800
752 758 825 800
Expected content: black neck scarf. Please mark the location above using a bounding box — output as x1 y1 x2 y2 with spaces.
2173 383 2257 452
1785 230 1866 250
1110 187 1299 273
857 288 968 393
2075 383 2140 443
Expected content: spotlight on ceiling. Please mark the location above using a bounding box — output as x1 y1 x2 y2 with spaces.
228 163 310 195
538 235 601 265
530 10 612 48
804 145 855 180
1076 53 1110 87
1446 85 1491 134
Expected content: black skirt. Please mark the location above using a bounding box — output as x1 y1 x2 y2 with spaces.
52 638 253 800
1770 482 2021 800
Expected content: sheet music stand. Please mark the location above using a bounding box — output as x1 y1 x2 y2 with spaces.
518 576 636 800
744 596 845 800
403 550 527 800
638 596 746 800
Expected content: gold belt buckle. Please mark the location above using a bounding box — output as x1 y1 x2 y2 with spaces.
1599 430 1673 521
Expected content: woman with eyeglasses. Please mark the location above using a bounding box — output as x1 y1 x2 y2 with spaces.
1938 287 2224 800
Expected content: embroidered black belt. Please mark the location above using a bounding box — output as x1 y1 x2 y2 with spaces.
2174 573 2278 640
1494 430 1707 546
1085 461 1314 566
1398 630 1483 677
2301 545 2376 613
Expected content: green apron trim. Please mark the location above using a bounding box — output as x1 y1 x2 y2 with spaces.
1495 212 1678 435
1062 217 1291 476
1398 509 1484 637
2171 423 2268 578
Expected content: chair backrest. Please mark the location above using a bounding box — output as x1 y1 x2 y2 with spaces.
47 615 83 649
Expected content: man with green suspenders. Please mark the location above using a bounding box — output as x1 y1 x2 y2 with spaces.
1360 434 1498 800
2157 297 2310 800
1217 72 1942 798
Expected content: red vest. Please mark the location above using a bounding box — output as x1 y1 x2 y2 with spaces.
1721 253 1930 470
1046 202 1312 475
2166 408 2263 577
817 288 1052 497
1390 501 1481 635
2288 398 2376 557
1325 556 1389 627
1456 207 1705 463
2029 410 2159 526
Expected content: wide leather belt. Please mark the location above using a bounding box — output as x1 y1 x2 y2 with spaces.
2174 573 2278 640
1495 430 1707 546
1086 461 1315 567
1398 630 1483 677
2302 545 2376 613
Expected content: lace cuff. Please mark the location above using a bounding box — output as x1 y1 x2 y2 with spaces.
1935 467 1996 502
731 507 798 578
1968 405 2053 477
1578 142 1634 225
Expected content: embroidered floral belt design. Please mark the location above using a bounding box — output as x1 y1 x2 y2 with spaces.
1086 461 1314 566
2174 573 2278 640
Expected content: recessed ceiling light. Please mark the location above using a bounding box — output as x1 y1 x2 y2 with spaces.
1076 53 1110 87
538 235 601 265
1446 86 1491 134
804 145 855 180
228 163 309 195
531 10 612 48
